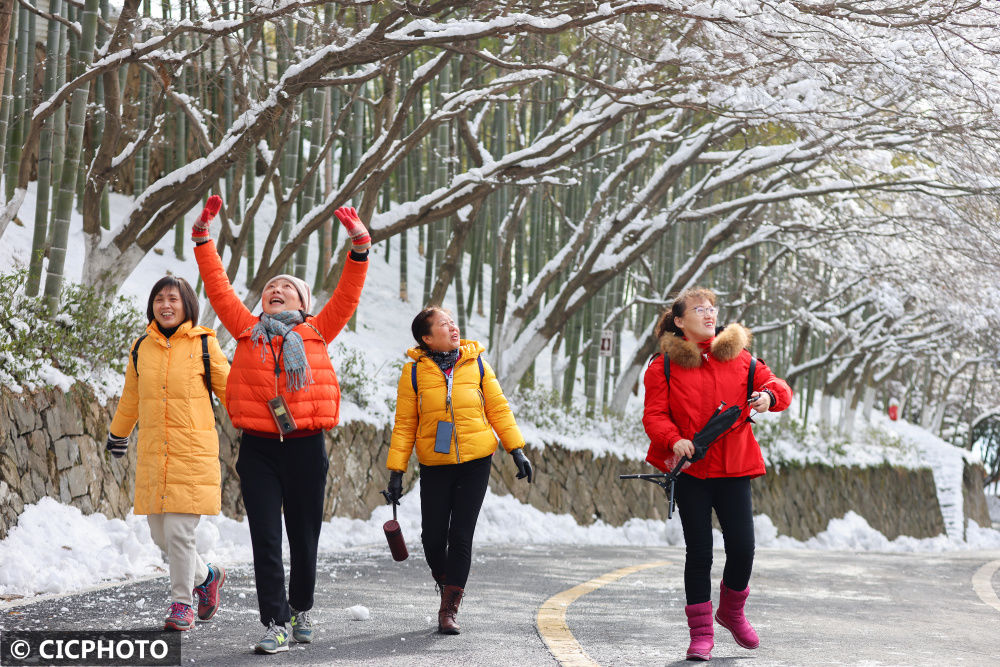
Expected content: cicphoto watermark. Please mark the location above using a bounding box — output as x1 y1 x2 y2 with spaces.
0 630 180 666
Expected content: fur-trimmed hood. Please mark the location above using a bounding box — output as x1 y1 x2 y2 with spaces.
658 323 752 368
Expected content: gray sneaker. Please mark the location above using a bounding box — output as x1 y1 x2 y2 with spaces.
255 621 289 654
290 608 313 643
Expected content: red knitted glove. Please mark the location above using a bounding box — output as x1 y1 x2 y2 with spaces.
334 206 371 251
192 195 223 241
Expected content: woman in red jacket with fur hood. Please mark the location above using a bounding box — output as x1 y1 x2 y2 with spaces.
642 287 791 662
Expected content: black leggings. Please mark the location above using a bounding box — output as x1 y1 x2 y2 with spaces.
675 474 755 605
236 432 328 626
418 455 492 589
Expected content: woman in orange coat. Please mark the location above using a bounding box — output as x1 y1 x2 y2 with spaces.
384 306 533 635
107 276 231 632
191 197 370 655
642 287 791 661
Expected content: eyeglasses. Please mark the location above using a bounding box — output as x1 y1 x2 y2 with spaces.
691 306 718 317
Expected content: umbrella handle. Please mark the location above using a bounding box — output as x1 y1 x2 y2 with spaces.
669 455 690 477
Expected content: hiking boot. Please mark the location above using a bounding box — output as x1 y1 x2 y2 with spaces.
255 621 289 654
193 564 226 621
164 602 195 631
438 585 464 635
290 608 314 643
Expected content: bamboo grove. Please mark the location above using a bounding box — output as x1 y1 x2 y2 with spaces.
3 1 1000 466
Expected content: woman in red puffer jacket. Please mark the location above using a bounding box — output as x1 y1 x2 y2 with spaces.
642 287 791 662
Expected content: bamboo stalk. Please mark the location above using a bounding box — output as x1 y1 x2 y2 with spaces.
26 0 63 296
42 0 101 310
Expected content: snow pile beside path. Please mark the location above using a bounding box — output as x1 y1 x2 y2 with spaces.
0 498 163 597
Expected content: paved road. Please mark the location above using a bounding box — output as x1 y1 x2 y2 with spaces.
2 544 999 665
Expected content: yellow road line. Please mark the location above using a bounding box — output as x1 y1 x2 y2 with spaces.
972 560 1000 613
536 561 671 666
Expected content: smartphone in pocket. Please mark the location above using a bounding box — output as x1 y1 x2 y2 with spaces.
434 421 454 454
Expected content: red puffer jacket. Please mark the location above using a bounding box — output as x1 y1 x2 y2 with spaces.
642 323 792 479
195 240 367 433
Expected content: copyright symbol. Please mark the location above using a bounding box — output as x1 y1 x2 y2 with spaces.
9 639 31 659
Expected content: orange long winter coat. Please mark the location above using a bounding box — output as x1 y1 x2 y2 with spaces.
195 240 367 433
110 321 230 515
387 340 525 470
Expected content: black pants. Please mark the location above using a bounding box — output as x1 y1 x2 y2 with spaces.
675 474 755 605
236 432 328 626
419 454 492 589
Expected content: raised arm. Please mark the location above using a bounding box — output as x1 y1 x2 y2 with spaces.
313 207 370 341
191 197 256 336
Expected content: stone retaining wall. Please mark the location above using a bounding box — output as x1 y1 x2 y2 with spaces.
1 386 992 543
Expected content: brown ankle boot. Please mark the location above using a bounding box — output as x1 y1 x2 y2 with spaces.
438 584 463 635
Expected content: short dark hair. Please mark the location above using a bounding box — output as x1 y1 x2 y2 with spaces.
411 306 449 350
146 276 200 325
654 287 716 339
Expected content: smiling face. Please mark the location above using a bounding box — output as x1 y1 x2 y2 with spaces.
262 279 303 315
422 311 461 352
674 296 717 343
152 286 186 329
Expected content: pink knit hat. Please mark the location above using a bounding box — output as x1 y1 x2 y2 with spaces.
263 274 312 313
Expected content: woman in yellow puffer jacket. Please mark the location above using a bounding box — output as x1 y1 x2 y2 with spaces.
107 276 230 632
385 306 533 635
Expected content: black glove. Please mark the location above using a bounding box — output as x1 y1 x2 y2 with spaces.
386 471 404 503
511 448 533 483
106 433 128 459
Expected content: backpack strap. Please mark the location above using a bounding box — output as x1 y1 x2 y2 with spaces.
746 356 756 404
201 334 213 399
647 352 670 392
130 334 149 376
411 356 484 395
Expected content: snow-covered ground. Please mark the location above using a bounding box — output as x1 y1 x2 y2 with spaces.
2 177 1000 602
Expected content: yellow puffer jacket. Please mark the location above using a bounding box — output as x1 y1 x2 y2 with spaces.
110 321 231 515
387 340 525 471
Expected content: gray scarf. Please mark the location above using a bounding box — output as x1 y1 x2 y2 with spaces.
250 310 312 391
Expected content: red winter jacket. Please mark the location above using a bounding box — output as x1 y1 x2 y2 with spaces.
195 240 367 434
642 323 792 479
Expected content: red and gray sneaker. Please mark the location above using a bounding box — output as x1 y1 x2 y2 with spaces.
193 564 226 621
164 602 195 631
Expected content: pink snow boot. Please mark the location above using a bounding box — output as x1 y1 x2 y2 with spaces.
715 583 759 649
684 601 714 661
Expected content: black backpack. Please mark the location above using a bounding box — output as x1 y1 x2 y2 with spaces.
131 333 214 402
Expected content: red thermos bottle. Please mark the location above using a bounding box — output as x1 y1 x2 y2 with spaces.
382 500 408 561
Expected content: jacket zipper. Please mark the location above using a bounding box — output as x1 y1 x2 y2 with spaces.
435 357 473 464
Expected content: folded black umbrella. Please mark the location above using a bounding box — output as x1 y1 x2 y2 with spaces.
620 400 746 519
688 401 745 463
